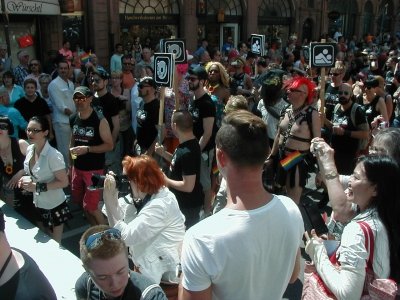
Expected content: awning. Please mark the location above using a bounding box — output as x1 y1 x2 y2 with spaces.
2 0 60 15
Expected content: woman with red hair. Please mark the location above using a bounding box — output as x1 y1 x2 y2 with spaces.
103 155 185 285
268 76 321 204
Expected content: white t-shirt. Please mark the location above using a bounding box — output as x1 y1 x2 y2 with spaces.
181 194 304 300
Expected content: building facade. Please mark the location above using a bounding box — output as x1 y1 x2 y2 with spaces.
1 0 398 70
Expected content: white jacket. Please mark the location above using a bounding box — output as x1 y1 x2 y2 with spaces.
113 187 185 283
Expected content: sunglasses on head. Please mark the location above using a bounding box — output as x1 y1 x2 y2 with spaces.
85 228 122 250
338 90 350 96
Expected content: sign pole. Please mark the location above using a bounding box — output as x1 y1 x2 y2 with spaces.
1 0 11 57
158 87 166 144
317 39 327 125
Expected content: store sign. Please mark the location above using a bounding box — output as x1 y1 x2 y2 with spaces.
3 0 60 15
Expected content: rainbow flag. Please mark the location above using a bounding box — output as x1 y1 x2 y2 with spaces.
212 164 219 175
280 151 306 171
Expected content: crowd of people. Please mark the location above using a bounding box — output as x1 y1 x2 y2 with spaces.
1 31 400 299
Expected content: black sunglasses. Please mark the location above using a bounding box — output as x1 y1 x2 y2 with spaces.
0 123 8 130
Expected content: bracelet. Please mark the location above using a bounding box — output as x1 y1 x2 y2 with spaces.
87 146 90 153
344 130 351 137
36 182 48 194
325 170 339 180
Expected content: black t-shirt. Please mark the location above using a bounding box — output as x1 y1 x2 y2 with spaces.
136 99 159 151
92 92 120 133
331 102 367 154
70 110 105 170
167 139 203 209
14 96 51 139
324 84 340 122
75 271 167 300
188 93 216 152
0 249 57 300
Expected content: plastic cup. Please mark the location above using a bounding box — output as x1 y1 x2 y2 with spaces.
21 176 32 183
70 148 77 160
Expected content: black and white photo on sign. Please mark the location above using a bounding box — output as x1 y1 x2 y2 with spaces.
154 53 175 88
250 34 265 56
163 39 187 63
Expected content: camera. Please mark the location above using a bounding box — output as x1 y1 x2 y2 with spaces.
89 173 131 195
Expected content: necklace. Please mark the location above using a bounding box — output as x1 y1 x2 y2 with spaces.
292 104 305 115
0 140 13 175
0 252 12 281
208 83 220 94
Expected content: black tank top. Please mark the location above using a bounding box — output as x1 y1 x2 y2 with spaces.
0 138 25 179
363 95 380 127
70 110 106 171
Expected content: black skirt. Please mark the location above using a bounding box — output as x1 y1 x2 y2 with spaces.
36 201 72 228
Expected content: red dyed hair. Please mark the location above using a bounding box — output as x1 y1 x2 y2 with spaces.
285 76 316 104
122 155 165 194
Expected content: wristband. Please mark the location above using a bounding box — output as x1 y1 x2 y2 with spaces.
36 182 48 194
325 170 339 180
344 130 351 137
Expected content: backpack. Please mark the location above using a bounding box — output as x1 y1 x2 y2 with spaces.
333 102 369 151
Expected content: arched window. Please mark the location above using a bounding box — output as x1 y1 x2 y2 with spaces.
206 0 242 16
258 0 292 45
119 0 179 14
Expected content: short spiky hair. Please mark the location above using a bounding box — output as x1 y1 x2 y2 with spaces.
285 76 316 104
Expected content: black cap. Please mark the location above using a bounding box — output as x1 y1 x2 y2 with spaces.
93 67 110 80
365 78 379 88
188 66 208 80
139 76 157 88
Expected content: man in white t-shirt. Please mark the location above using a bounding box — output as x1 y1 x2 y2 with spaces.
179 110 304 300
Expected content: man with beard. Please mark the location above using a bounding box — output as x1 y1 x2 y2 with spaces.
91 69 120 172
330 83 369 174
187 66 216 216
136 77 159 156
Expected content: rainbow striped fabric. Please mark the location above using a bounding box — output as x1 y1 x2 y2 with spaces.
279 150 306 171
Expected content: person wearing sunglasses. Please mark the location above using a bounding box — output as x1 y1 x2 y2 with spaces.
0 88 27 138
0 115 34 223
70 86 113 226
268 76 321 205
20 116 71 243
25 59 42 91
330 83 370 174
323 61 345 138
136 77 159 156
362 77 389 128
75 225 167 300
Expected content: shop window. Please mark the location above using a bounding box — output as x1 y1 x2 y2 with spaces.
119 0 179 51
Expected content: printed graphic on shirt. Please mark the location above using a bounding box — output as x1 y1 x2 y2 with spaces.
72 125 95 143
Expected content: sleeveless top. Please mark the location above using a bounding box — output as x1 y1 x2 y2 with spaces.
363 95 380 127
0 138 25 180
70 110 105 171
